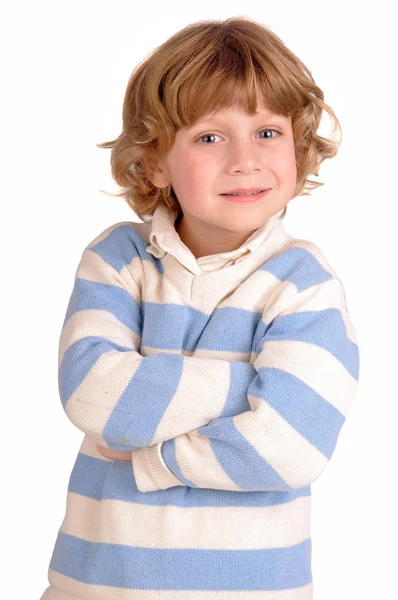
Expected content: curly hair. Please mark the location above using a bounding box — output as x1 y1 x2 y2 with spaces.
97 16 342 222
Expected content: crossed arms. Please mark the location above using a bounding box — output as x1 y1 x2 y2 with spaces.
59 239 359 493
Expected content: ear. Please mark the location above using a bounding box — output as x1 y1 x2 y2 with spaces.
140 154 169 188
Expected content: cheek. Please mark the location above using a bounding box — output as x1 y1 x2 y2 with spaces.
180 157 213 195
281 153 298 198
170 168 202 211
274 148 297 183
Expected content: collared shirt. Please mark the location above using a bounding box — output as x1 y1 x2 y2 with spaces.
145 203 284 275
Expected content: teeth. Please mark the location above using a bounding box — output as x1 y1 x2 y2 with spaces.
228 190 264 196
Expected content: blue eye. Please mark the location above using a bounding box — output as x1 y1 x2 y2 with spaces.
198 129 281 144
259 129 280 140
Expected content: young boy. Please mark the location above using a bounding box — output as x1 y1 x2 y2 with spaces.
41 15 360 600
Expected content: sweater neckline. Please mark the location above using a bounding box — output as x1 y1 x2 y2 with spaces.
145 203 284 278
143 206 286 301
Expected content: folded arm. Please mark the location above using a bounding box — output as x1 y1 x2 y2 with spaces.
131 277 360 493
59 233 256 452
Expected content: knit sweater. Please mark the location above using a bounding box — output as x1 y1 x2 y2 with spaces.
41 203 360 600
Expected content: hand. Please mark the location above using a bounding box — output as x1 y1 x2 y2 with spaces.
96 445 133 462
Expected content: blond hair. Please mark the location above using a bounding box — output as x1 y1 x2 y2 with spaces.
97 16 342 221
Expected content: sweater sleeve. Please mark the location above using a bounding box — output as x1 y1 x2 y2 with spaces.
131 276 360 492
59 242 256 452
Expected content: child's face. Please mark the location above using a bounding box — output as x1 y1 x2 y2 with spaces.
148 99 297 257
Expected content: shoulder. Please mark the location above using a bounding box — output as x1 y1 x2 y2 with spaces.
266 234 342 294
84 220 151 255
81 219 154 269
261 233 349 322
79 220 152 292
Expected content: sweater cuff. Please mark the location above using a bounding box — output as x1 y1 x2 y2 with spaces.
131 443 184 492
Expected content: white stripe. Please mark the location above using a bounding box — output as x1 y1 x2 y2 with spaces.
78 246 141 299
277 276 357 345
43 574 313 600
58 308 141 367
177 407 327 491
152 358 232 444
234 404 329 489
58 490 311 550
254 339 357 417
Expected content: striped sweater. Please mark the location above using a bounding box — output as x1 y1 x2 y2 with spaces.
41 203 360 600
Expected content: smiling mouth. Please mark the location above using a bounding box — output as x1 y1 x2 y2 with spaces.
220 189 269 196
219 189 271 202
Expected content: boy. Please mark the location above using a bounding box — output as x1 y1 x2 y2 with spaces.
42 15 360 599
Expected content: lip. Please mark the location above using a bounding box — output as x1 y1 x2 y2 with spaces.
221 187 268 194
219 188 271 203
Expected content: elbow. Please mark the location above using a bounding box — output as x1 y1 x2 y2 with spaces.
63 393 102 439
287 455 330 489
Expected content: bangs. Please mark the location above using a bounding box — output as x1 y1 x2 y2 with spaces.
160 36 303 131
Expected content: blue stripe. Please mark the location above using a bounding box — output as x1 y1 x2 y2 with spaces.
102 353 184 448
195 418 295 491
162 417 293 492
89 224 164 274
69 452 311 506
161 439 198 487
63 277 141 331
68 452 112 499
141 303 263 353
249 367 346 458
255 308 359 380
140 300 358 376
58 336 133 411
260 246 333 291
220 360 255 415
50 531 312 591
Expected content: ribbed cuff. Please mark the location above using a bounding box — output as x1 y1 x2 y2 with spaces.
131 443 184 492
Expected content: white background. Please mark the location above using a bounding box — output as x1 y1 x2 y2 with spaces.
2 1 396 598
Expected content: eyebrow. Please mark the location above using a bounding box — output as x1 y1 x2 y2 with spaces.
197 113 283 124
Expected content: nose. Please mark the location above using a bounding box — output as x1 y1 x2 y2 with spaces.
226 141 262 173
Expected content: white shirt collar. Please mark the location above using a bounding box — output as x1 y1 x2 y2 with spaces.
146 203 283 275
